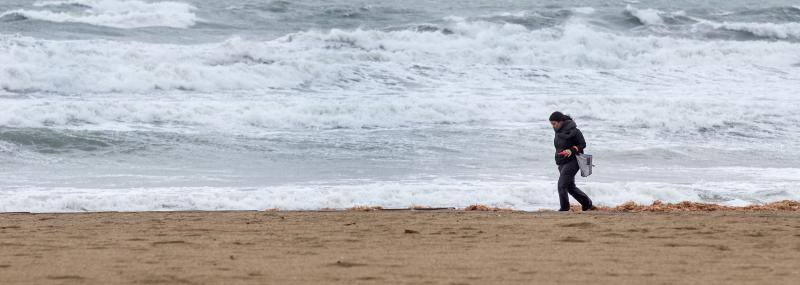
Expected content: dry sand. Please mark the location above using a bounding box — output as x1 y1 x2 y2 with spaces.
1 209 799 284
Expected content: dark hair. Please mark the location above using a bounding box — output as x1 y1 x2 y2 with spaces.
549 111 572 122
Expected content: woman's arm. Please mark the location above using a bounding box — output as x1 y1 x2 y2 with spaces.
574 129 586 152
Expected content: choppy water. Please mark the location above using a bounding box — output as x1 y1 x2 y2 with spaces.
1 0 799 212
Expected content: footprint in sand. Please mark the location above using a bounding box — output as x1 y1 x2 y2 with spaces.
558 236 587 243
151 240 188 246
46 275 85 280
330 261 366 268
559 222 594 228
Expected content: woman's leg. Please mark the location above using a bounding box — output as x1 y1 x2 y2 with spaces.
568 186 593 211
558 160 592 210
557 162 576 210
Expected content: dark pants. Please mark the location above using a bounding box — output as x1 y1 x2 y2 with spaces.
557 159 592 211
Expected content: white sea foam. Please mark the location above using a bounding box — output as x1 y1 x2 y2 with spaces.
0 0 197 29
492 11 529 18
572 7 596 15
0 178 796 213
625 5 664 26
702 21 800 40
0 97 533 131
1 18 799 135
1 18 797 95
2 89 799 143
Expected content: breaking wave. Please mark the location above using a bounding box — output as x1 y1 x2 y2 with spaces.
2 178 798 212
623 5 800 41
0 0 197 29
2 17 798 137
625 5 666 26
1 94 796 143
698 20 800 40
1 18 798 95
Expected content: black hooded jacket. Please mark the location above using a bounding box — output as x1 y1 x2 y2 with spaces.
553 120 586 165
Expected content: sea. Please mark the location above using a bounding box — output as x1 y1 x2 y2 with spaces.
1 0 799 212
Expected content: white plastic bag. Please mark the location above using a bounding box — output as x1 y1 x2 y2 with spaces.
576 154 593 177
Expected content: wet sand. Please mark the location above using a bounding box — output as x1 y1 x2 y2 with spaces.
1 210 799 284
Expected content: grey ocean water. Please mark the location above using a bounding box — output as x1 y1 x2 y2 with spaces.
1 0 799 211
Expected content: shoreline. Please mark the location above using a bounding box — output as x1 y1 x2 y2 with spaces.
2 200 798 215
1 209 799 284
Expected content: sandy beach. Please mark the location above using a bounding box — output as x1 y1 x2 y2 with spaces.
1 209 799 284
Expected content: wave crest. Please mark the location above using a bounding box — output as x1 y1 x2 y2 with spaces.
0 0 197 29
699 20 800 40
625 5 665 26
2 18 798 95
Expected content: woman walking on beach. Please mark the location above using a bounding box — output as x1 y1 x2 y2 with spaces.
549 112 594 211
